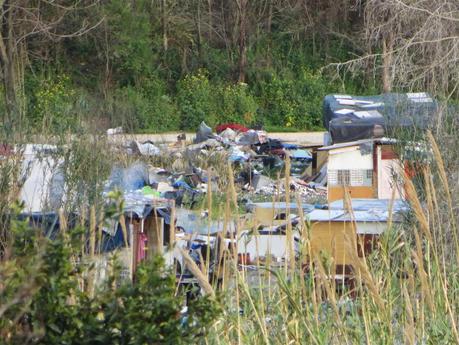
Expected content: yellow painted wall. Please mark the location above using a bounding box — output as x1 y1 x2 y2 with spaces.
253 206 295 226
328 186 374 203
254 207 276 226
310 221 358 266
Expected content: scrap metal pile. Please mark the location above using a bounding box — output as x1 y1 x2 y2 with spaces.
115 121 326 205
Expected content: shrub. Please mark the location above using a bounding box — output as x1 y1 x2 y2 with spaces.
256 68 326 130
177 70 218 129
111 77 180 132
0 214 219 344
218 82 258 126
31 74 80 131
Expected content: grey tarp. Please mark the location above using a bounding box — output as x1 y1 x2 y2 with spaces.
323 93 438 143
194 121 215 143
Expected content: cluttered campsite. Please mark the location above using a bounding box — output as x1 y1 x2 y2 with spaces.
3 84 459 343
1 1 458 343
13 92 437 297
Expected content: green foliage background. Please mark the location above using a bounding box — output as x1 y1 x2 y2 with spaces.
14 0 376 133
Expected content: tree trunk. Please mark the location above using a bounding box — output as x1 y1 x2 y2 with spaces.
0 0 17 127
266 1 272 67
2 60 17 125
382 31 394 93
237 0 247 82
161 0 168 52
196 0 202 62
207 0 212 42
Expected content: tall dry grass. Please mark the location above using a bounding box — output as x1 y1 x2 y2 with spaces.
1 126 458 343
198 132 459 344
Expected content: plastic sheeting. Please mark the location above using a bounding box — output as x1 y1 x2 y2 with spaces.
20 144 65 212
323 93 438 143
107 162 149 192
194 121 215 143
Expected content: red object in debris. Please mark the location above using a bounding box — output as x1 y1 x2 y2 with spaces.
270 148 286 158
215 123 249 134
404 161 417 179
238 253 251 265
0 144 13 157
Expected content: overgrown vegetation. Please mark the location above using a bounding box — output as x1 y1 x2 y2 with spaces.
198 128 459 344
0 1 458 343
0 0 405 134
0 207 218 344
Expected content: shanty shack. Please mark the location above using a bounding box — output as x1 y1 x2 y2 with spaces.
306 198 407 273
318 138 404 202
103 192 182 278
246 202 314 227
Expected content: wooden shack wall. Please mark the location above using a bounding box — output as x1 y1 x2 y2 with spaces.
328 186 374 203
310 221 356 266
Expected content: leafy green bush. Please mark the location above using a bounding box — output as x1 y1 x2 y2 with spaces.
177 71 259 130
111 77 180 132
0 215 219 344
256 68 325 130
218 82 258 126
177 70 218 129
31 74 80 131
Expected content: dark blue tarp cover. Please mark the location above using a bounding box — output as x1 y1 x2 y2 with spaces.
19 206 172 253
323 93 439 143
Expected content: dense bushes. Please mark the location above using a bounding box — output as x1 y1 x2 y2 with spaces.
177 70 258 130
21 66 332 133
256 69 326 130
0 215 218 344
111 78 180 133
13 0 364 134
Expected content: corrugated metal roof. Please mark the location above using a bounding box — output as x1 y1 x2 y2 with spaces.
247 202 314 212
328 198 409 213
306 209 399 223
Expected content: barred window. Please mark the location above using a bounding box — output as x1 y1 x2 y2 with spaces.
350 170 363 185
337 170 350 186
328 170 338 185
364 169 373 186
329 169 373 186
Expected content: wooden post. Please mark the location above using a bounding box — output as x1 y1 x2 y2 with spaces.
170 201 176 248
145 213 164 258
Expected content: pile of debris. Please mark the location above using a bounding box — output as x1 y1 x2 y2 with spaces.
246 176 326 200
112 122 324 203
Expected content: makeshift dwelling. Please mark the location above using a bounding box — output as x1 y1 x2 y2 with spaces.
237 226 297 263
236 202 314 263
108 192 180 275
323 93 438 143
19 191 182 281
246 202 314 227
306 198 406 272
318 138 404 202
20 144 65 212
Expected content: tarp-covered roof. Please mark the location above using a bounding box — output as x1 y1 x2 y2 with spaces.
307 197 409 223
323 93 438 143
327 198 409 213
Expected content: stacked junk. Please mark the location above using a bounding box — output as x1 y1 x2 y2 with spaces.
13 92 438 295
